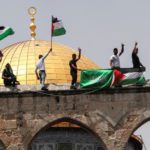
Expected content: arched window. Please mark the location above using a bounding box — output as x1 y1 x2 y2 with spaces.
125 135 143 150
125 121 150 150
134 121 150 150
28 118 106 150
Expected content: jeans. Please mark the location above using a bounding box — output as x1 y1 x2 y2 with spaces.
39 70 46 88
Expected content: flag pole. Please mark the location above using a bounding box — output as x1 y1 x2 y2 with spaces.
51 15 53 50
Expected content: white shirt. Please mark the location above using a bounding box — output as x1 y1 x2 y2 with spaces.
36 57 45 71
110 55 120 68
36 51 49 71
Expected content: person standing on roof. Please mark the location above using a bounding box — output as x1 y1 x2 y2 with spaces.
69 47 81 89
132 42 145 70
110 44 125 70
35 48 52 91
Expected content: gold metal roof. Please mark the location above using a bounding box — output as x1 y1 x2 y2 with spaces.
51 121 80 128
0 40 100 85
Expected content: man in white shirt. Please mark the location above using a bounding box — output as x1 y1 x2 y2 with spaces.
110 44 124 69
35 48 52 91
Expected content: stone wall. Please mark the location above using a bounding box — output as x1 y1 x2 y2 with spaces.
0 86 150 150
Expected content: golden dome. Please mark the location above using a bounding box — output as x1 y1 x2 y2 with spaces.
0 40 100 85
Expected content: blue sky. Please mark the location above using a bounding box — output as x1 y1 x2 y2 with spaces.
1 0 150 149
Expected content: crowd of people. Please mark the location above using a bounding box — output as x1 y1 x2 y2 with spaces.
0 42 145 90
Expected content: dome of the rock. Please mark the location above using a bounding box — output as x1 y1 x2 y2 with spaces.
0 40 100 85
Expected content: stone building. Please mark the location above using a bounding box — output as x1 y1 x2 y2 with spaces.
0 7 146 150
0 39 147 150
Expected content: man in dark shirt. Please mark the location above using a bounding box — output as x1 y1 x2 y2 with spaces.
132 42 145 70
69 48 81 89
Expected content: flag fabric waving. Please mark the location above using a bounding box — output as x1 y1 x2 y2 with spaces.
51 16 66 36
80 69 146 89
0 26 14 41
80 69 114 89
115 70 146 86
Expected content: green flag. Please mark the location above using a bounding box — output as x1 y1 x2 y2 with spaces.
80 69 113 89
0 26 14 41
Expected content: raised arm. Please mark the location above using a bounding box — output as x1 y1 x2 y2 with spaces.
43 48 52 60
76 47 81 61
133 42 138 53
119 44 124 56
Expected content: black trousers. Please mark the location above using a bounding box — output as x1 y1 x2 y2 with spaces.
4 76 16 87
71 71 77 86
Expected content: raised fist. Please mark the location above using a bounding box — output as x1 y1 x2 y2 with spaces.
135 42 138 46
78 47 81 52
121 43 125 47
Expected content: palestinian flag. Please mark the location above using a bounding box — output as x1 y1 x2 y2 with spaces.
113 69 146 86
52 16 66 36
80 69 146 89
0 26 14 41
